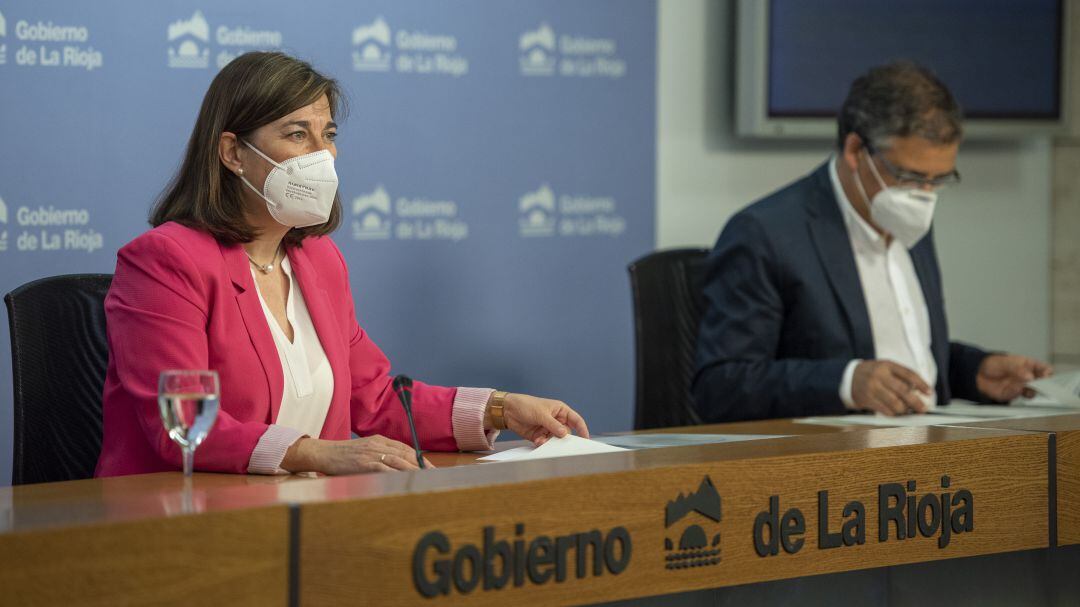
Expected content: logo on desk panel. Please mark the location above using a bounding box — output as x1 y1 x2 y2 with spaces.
751 476 974 559
412 523 632 597
664 476 722 570
167 10 209 69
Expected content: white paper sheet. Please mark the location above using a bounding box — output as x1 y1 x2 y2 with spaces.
1023 371 1080 407
795 413 985 427
593 433 784 449
796 397 1080 428
476 434 628 463
929 402 1071 419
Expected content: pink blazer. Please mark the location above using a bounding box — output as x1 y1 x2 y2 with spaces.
95 222 461 477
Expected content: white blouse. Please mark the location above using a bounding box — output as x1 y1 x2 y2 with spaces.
252 256 335 439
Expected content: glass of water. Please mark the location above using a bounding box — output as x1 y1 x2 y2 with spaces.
158 370 220 477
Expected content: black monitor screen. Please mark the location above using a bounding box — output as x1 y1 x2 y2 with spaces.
767 0 1062 119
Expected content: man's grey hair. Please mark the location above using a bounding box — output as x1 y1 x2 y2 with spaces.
837 61 963 151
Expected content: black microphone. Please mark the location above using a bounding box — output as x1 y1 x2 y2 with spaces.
392 375 425 469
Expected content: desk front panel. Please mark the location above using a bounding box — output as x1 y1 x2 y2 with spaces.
300 427 1048 606
948 413 1080 546
0 505 291 606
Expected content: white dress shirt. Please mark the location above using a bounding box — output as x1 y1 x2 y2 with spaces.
829 157 938 409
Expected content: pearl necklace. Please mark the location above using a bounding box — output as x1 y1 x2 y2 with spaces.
245 244 282 274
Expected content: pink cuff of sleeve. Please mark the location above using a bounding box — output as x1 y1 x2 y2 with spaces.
452 387 498 451
247 425 307 475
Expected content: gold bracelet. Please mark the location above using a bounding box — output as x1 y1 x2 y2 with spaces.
490 391 509 430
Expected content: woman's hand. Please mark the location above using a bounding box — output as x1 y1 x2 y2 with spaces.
281 435 434 475
494 393 590 446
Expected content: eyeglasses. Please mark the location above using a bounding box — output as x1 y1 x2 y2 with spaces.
864 142 961 189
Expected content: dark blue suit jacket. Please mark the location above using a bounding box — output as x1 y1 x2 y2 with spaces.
692 162 990 422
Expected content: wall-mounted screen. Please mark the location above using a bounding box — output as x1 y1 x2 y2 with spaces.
737 0 1069 138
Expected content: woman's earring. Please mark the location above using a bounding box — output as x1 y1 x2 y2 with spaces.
237 167 244 176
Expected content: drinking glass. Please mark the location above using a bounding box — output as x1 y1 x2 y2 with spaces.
158 370 220 477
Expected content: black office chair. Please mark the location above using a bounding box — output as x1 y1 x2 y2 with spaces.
5 274 113 484
627 248 710 430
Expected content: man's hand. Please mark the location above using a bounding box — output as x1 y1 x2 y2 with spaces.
976 354 1053 402
851 360 933 416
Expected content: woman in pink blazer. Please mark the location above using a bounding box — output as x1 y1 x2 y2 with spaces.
95 52 589 477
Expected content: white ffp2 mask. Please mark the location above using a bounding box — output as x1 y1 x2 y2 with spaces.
240 140 338 228
855 150 937 248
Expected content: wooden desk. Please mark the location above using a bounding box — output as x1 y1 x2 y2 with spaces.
941 413 1080 547
296 424 1049 606
0 473 299 606
0 419 1054 606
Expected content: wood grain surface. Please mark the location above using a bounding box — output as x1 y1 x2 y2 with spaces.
944 413 1080 546
0 505 290 606
300 427 1049 606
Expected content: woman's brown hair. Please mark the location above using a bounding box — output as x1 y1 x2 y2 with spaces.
150 51 346 246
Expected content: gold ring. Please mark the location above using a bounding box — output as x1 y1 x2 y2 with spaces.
380 454 387 463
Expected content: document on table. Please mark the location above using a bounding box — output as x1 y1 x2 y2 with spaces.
593 433 784 449
929 402 1072 419
795 413 985 427
1020 371 1080 407
796 400 1074 428
477 434 629 463
477 433 789 462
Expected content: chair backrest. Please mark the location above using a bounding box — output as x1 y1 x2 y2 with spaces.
5 274 113 485
628 248 710 430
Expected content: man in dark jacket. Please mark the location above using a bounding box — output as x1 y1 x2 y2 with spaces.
692 62 1051 422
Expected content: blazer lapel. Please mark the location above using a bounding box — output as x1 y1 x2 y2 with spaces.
288 245 347 435
222 242 285 423
805 165 875 360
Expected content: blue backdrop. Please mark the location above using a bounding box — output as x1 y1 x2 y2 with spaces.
0 0 656 485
